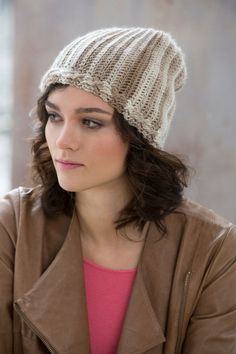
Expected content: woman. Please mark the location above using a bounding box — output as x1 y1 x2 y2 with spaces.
0 27 235 354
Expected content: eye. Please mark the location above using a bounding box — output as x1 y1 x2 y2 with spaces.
82 119 102 129
46 112 62 123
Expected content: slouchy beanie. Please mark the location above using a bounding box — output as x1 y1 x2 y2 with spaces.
39 27 187 148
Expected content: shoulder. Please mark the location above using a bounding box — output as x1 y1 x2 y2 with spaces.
0 186 41 215
0 186 71 243
172 197 236 261
177 197 232 228
0 186 43 242
0 187 41 270
174 197 234 235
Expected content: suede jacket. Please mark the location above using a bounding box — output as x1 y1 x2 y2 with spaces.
0 187 236 354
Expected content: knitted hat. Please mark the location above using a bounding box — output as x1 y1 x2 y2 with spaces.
39 27 187 148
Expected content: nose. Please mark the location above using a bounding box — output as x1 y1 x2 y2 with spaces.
56 123 81 151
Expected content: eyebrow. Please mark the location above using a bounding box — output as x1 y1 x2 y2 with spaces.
45 100 113 116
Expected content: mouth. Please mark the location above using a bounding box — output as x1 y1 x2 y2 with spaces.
56 159 84 170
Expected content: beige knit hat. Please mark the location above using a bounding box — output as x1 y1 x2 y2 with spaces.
39 27 187 148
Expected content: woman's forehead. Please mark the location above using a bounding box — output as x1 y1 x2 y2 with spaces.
47 85 114 114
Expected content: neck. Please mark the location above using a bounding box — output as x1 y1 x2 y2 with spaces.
75 175 135 245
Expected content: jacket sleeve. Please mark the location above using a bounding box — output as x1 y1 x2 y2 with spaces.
0 189 19 353
182 225 236 353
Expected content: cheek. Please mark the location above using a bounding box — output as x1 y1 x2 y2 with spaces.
45 124 54 150
44 123 50 144
92 135 128 164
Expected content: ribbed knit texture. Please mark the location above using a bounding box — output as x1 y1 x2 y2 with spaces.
39 27 187 148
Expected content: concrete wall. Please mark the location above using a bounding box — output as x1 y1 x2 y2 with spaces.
11 0 236 222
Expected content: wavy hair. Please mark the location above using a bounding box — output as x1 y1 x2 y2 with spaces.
31 83 190 236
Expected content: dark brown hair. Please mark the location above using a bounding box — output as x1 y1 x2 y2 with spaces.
31 83 190 236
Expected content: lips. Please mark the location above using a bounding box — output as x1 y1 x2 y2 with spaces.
56 159 84 166
56 159 84 170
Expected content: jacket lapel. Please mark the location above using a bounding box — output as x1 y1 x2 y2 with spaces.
14 211 166 354
14 210 91 354
117 270 166 354
117 222 166 354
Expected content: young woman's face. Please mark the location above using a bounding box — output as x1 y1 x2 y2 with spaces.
45 86 130 193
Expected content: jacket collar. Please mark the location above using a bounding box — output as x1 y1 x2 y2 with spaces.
14 210 165 354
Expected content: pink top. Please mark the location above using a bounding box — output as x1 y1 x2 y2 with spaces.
83 257 137 354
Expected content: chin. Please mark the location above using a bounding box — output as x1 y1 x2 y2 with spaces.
57 174 126 193
57 180 80 193
57 179 92 193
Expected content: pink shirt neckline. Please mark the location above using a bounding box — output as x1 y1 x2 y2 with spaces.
83 256 137 273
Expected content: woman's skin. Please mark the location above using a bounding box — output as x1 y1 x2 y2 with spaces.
45 86 145 269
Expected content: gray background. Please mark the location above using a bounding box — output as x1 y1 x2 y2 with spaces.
1 0 236 223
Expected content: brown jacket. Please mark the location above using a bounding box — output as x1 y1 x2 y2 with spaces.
0 187 236 354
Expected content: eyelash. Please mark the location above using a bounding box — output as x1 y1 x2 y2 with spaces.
46 112 103 129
